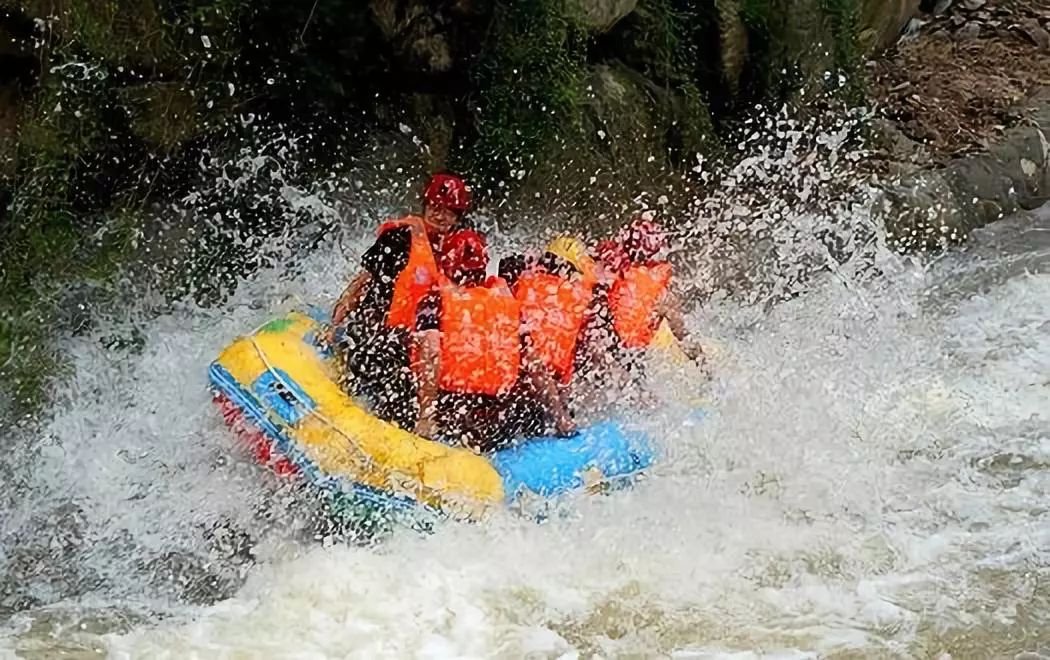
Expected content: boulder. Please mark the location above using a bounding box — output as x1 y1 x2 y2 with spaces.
502 61 717 222
764 0 836 91
857 0 922 52
716 0 748 95
370 0 454 72
570 0 638 32
879 90 1050 250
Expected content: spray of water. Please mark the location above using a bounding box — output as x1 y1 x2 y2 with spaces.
2 111 1049 657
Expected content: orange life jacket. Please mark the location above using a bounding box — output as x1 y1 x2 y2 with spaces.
609 262 673 348
377 215 439 330
438 276 521 396
514 270 594 383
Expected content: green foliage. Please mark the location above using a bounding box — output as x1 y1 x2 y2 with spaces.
629 0 694 85
676 81 719 159
822 0 865 100
466 0 589 185
739 0 772 32
0 0 242 416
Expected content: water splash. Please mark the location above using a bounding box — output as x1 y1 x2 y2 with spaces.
3 115 1049 657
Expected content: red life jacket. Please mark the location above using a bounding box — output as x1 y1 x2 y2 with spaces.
377 215 439 330
609 262 673 348
514 270 594 383
438 276 521 396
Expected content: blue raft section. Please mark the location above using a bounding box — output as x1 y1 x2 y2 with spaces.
492 422 654 504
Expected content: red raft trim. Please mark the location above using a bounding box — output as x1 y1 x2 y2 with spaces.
214 392 299 477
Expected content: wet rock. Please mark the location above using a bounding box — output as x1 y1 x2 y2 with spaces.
933 0 954 15
370 0 454 73
859 0 922 51
961 0 986 10
956 21 981 40
506 61 715 218
1018 18 1050 50
930 28 953 42
879 91 1050 250
717 0 749 94
872 118 932 167
571 0 637 32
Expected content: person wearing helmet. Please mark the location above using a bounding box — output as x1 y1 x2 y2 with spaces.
496 250 538 289
508 235 599 425
607 216 704 364
331 173 472 430
411 229 573 451
566 238 635 416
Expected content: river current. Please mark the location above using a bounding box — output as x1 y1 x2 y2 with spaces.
1 143 1048 657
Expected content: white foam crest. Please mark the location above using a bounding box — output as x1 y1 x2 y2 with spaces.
103 260 1050 657
4 115 1050 657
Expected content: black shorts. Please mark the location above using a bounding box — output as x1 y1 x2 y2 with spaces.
435 390 548 453
339 318 418 431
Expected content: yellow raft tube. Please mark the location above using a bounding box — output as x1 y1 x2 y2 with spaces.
210 311 505 521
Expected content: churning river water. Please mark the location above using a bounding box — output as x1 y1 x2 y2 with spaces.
1 157 1048 657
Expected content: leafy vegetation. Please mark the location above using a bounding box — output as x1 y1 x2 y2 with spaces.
465 0 590 186
0 0 885 416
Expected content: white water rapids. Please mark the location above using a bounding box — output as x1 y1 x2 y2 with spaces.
2 136 1049 657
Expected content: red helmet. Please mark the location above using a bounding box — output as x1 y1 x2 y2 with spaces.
618 217 668 262
594 239 629 275
439 229 489 278
423 173 471 212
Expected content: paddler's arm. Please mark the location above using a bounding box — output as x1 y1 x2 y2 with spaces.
521 338 577 437
579 300 631 391
582 337 631 391
331 271 371 326
657 290 705 364
412 288 443 439
412 330 442 439
332 227 413 326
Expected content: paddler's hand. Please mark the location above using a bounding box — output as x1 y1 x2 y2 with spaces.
415 416 439 440
682 339 711 375
554 415 577 438
321 324 337 348
681 337 703 361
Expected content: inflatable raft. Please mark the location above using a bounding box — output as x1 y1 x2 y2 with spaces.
208 309 662 523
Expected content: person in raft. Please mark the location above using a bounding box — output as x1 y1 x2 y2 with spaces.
330 173 472 430
509 236 601 423
601 216 705 369
564 237 636 414
411 229 577 452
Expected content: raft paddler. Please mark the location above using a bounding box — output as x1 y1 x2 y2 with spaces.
510 236 602 422
605 216 705 365
331 173 471 430
412 229 576 452
513 237 596 384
